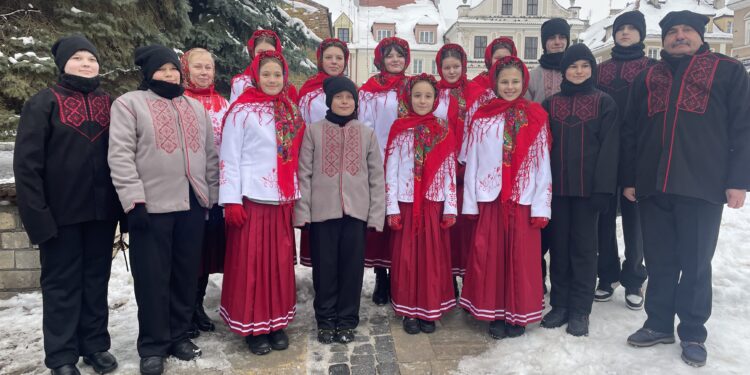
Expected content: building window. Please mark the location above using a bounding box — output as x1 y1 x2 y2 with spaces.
413 59 424 74
431 60 437 74
376 29 392 41
527 0 538 16
337 28 350 42
501 0 513 16
419 31 435 44
474 36 487 59
524 36 538 60
648 47 659 59
727 21 733 34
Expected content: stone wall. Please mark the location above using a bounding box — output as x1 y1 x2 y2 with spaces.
0 197 39 299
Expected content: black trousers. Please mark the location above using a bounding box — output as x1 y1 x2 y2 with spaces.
309 216 366 330
639 194 722 343
541 226 552 284
129 191 205 357
549 196 599 315
597 189 647 289
39 220 117 369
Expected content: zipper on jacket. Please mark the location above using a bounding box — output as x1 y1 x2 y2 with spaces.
339 125 346 215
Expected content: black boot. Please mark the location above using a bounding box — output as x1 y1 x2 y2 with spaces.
193 275 215 331
51 364 80 375
540 307 569 329
372 267 390 306
193 301 215 332
489 320 506 340
82 351 118 374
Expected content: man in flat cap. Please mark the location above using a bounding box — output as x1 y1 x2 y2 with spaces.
621 10 750 367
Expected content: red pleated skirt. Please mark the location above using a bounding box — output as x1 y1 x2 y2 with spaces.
459 199 544 326
364 226 392 268
390 201 456 321
220 200 296 336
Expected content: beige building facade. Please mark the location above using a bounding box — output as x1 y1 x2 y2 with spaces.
729 0 750 70
443 0 589 78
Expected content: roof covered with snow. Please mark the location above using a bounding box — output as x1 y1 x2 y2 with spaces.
580 0 732 52
310 0 448 51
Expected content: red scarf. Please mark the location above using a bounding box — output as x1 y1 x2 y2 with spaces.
224 50 305 203
467 37 518 106
298 38 350 110
360 37 411 94
436 44 468 151
471 57 549 203
385 74 455 228
180 49 226 112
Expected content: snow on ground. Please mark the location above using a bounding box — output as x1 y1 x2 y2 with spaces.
457 206 750 375
0 208 748 374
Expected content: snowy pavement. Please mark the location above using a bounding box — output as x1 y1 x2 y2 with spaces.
0 207 748 374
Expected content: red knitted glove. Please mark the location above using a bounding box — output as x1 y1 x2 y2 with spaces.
224 203 247 228
440 214 457 229
530 217 549 229
387 214 403 231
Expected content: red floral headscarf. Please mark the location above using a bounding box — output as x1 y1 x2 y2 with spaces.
435 44 468 151
385 74 455 227
225 50 305 203
471 56 549 203
298 38 350 103
360 37 411 94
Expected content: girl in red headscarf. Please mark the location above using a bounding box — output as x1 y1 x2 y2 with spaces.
230 30 298 103
219 51 305 355
385 74 457 335
296 38 350 267
433 44 473 295
180 48 229 335
460 37 518 163
358 36 411 306
459 56 551 340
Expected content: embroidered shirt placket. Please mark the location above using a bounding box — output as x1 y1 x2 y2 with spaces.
171 99 209 206
339 126 347 215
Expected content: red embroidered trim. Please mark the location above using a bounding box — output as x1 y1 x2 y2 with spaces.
551 93 601 126
344 126 361 176
147 99 179 154
646 63 672 117
597 60 617 89
677 53 719 114
175 99 202 153
50 86 110 142
543 70 562 99
323 124 341 177
622 58 651 84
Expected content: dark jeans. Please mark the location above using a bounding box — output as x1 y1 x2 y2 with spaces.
309 216 367 330
39 220 117 369
639 193 722 343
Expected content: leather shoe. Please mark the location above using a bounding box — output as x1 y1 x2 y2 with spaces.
193 303 215 332
169 339 201 361
418 319 436 334
403 318 420 334
269 329 289 350
51 364 80 375
246 334 272 355
82 351 118 374
139 356 164 375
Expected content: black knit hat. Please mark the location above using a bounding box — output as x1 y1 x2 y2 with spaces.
51 35 99 71
323 76 358 111
541 18 571 53
134 44 181 84
659 10 710 41
560 43 597 73
613 10 647 43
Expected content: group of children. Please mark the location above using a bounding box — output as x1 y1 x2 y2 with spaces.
16 16 625 375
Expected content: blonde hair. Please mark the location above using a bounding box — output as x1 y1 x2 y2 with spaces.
186 48 214 65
